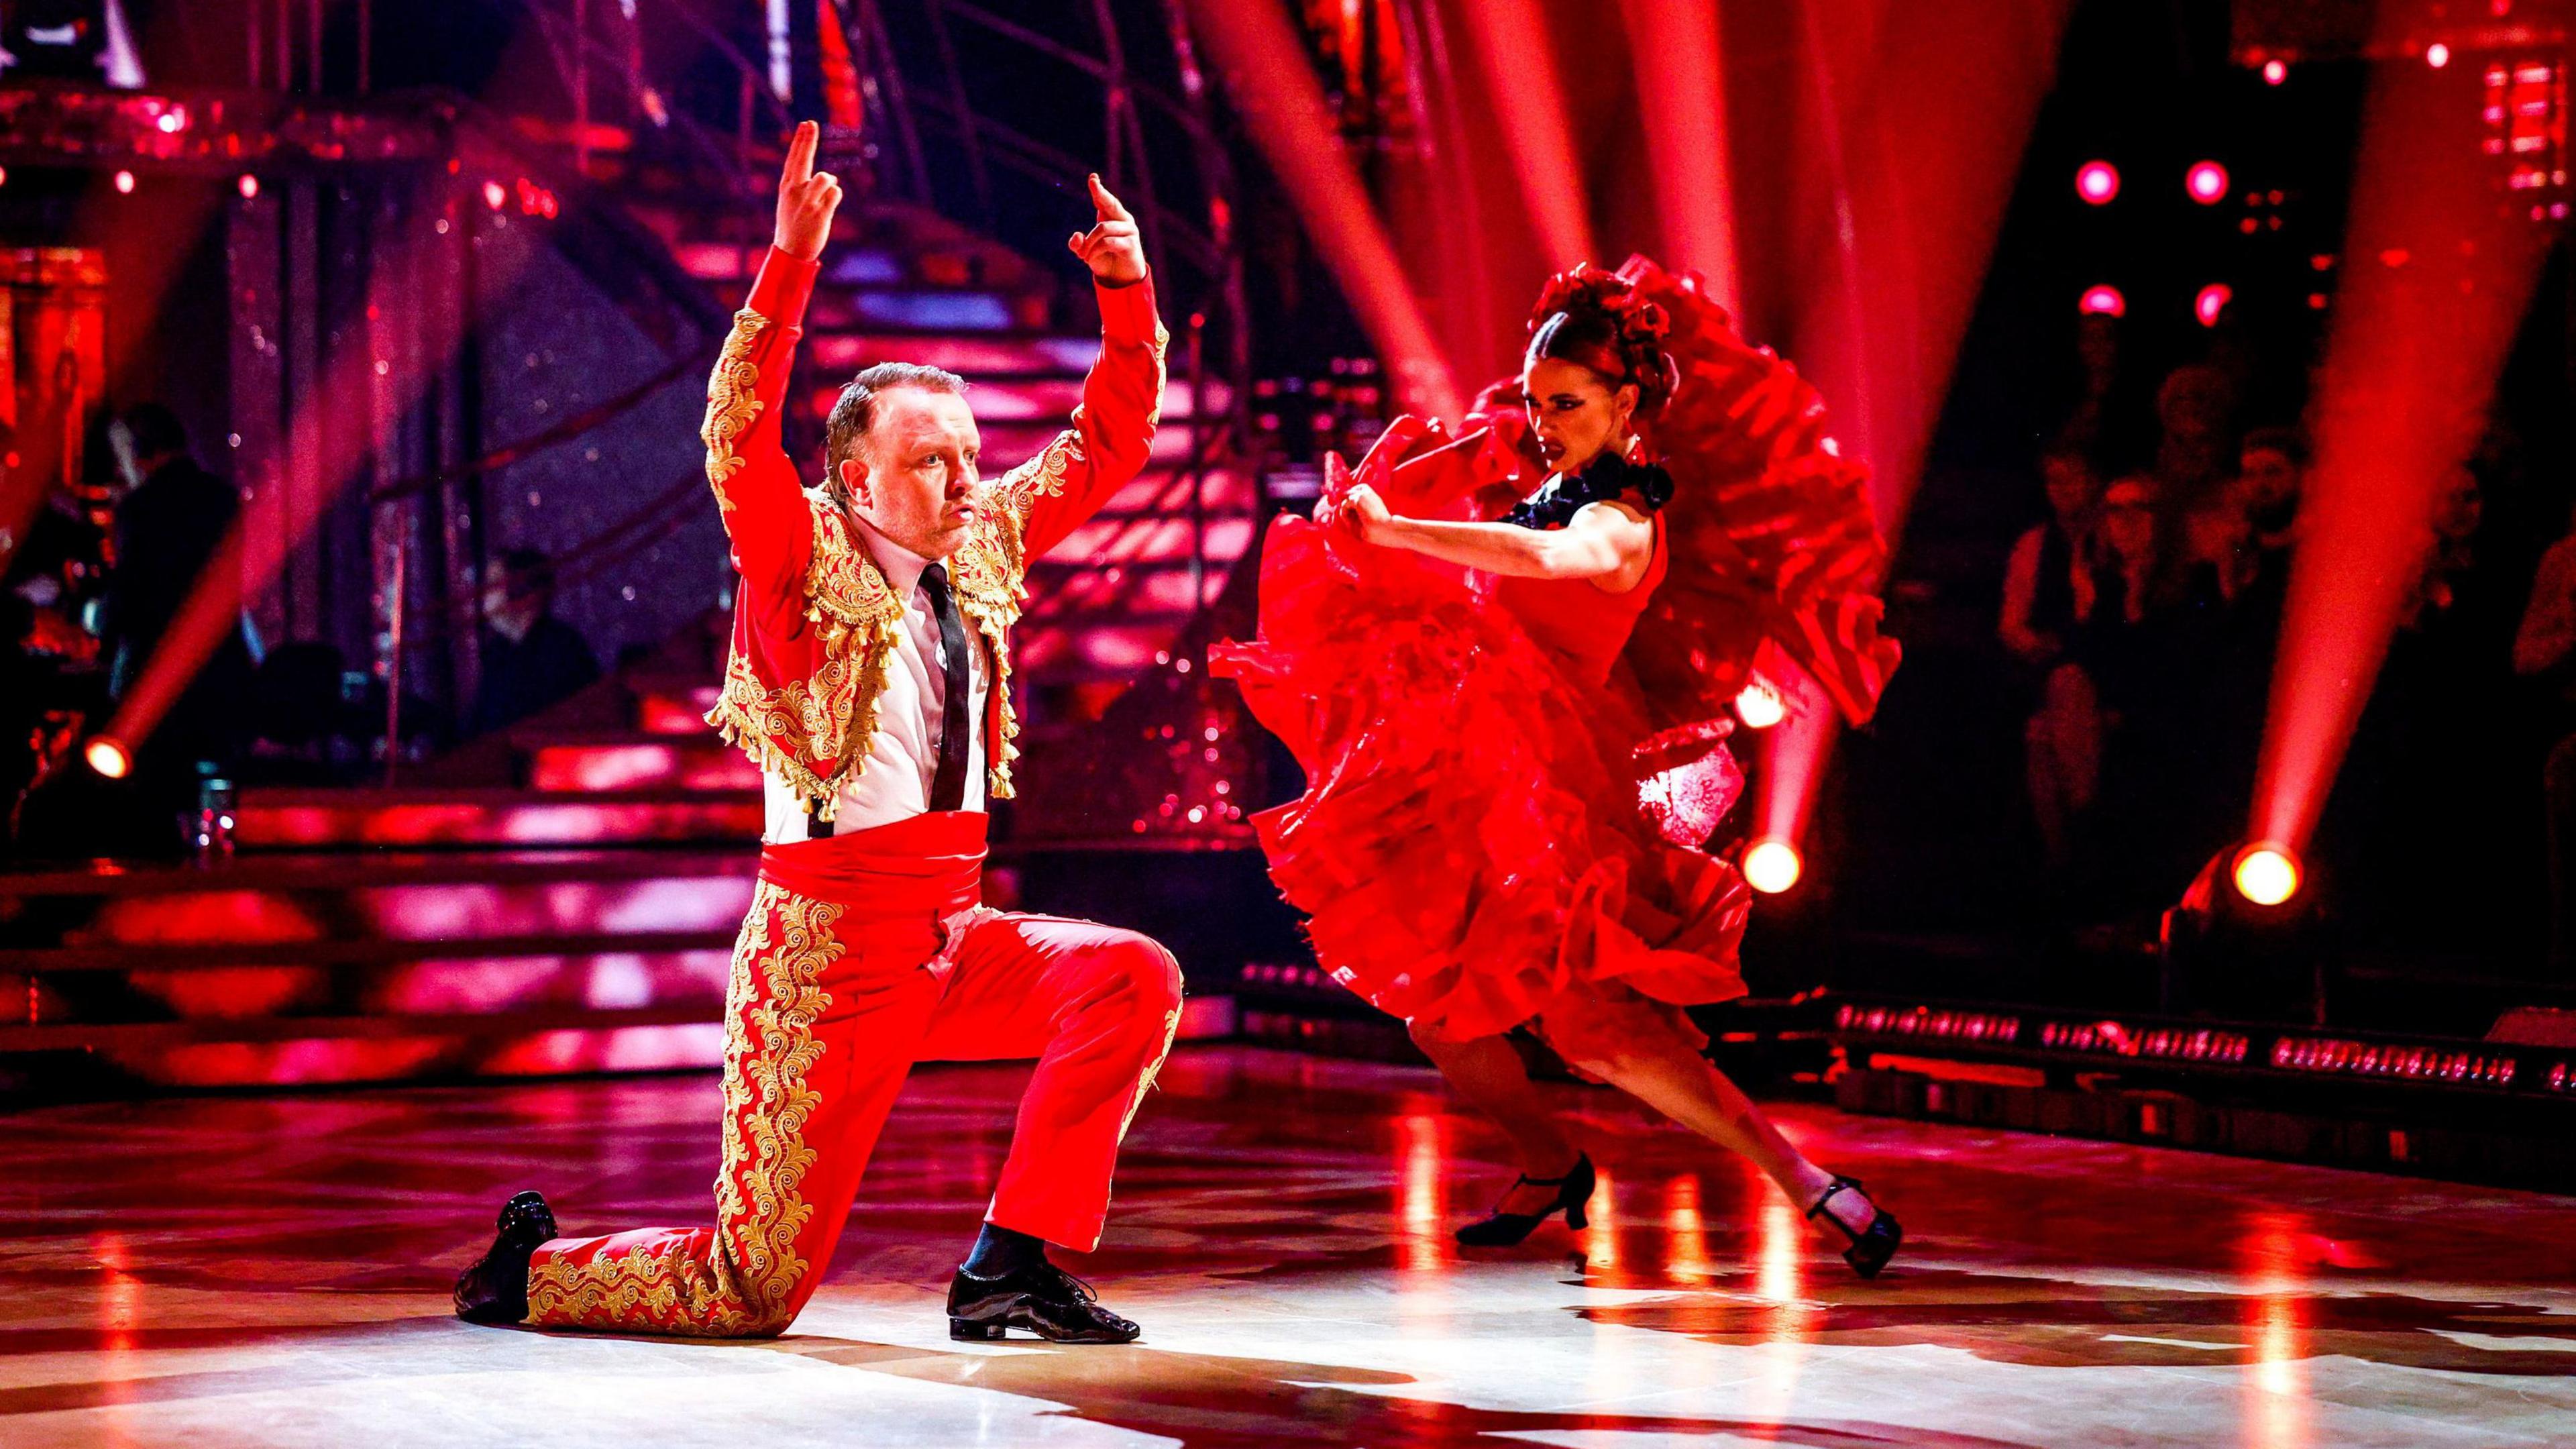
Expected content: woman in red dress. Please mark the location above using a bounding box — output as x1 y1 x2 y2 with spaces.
1216 261 1904 1276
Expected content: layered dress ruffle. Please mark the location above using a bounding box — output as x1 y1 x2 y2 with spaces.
1212 255 1898 1044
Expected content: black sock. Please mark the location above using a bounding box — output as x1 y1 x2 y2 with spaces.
963 1222 1047 1277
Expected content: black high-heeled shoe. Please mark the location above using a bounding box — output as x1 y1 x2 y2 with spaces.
1454 1152 1595 1247
1806 1175 1902 1279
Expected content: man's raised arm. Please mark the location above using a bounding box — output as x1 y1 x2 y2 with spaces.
707 121 841 621
1002 174 1169 561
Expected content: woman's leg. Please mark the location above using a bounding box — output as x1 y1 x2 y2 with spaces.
1537 996 1880 1237
1409 1022 1584 1214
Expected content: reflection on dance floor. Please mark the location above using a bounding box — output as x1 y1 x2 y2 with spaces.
5 1045 2575 1446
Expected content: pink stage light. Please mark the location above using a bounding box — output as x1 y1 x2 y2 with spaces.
2079 284 2127 317
2233 844 2301 906
2195 282 2233 326
1734 680 1786 730
1743 839 1803 895
1458 0 1597 270
85 736 131 780
237 174 259 200
2426 42 2451 68
482 180 507 210
2249 44 2560 859
2265 59 2288 85
113 170 135 194
1177 0 1460 416
2075 160 2119 204
1622 0 1739 307
2187 160 2229 203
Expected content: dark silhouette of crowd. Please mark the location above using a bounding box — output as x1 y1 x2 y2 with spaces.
5 402 600 859
1996 306 2565 981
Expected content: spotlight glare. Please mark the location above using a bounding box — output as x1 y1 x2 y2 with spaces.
2079 284 2127 317
2233 845 2300 906
85 737 131 780
2263 59 2288 85
237 173 259 200
482 180 508 210
2186 160 2229 204
1735 680 1787 730
2426 42 2451 68
2195 282 2234 327
113 170 136 195
1744 839 1803 895
2076 160 2120 205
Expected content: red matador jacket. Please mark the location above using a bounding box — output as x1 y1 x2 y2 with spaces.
701 248 1167 816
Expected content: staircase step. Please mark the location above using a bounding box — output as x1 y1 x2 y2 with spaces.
802 375 1223 424
525 737 761 793
1049 515 1255 566
0 849 755 902
808 332 1101 376
236 786 759 849
0 991 1237 1089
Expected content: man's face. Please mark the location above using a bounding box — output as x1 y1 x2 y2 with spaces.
107 421 147 493
2238 446 2300 515
843 386 982 559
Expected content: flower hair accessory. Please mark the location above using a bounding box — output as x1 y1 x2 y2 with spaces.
1526 265 1680 415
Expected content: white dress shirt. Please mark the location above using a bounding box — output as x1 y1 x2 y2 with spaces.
759 519 990 842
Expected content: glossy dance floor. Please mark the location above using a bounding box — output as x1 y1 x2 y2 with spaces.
9 1046 2576 1447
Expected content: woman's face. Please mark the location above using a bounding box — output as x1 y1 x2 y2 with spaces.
1521 356 1635 476
2042 454 2098 523
2098 484 2157 560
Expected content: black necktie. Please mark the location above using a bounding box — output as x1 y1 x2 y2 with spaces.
920 562 975 812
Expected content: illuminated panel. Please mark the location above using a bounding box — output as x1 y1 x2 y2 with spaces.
1833 1003 2023 1044
2039 1020 2253 1065
2270 1036 2520 1087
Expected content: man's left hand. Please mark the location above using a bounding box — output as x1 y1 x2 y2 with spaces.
1069 174 1148 287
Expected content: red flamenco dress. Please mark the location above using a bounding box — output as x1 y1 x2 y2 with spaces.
1212 256 1899 1046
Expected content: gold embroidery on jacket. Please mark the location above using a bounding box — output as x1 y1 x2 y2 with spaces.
524 885 839 1336
702 309 770 514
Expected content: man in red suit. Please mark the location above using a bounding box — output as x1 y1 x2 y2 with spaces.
453 123 1182 1344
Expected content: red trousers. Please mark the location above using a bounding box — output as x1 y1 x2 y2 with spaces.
524 811 1183 1338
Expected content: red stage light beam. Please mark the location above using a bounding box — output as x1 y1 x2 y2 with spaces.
1180 0 1460 418
1621 0 1741 308
1752 0 2076 865
2249 46 2560 857
1458 0 1598 272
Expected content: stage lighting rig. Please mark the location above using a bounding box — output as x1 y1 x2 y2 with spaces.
2161 843 2324 1021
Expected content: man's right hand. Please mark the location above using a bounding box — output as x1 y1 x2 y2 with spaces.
774 120 843 262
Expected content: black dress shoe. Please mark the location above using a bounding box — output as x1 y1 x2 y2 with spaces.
1455 1152 1594 1247
1806 1175 1903 1279
453 1190 559 1325
946 1260 1140 1344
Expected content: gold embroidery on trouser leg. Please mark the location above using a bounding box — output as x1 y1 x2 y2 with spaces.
1115 957 1185 1146
524 882 840 1335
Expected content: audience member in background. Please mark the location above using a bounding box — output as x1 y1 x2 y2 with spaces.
2070 475 2225 912
2150 365 2237 525
2055 312 2153 475
99 404 254 808
2398 467 2481 633
2514 500 2576 978
2000 445 2102 872
466 547 600 737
